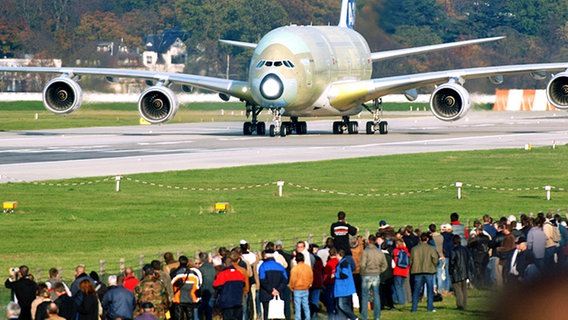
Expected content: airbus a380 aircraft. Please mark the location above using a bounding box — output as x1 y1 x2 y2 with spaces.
1 0 568 137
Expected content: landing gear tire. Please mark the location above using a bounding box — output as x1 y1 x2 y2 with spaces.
332 121 343 134
366 121 375 134
269 124 276 137
379 121 388 134
243 122 253 135
298 122 307 134
257 122 266 135
280 125 287 137
348 121 358 134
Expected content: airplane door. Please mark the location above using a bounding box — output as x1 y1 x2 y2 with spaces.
302 59 313 88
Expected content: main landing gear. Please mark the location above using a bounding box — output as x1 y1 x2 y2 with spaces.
363 98 389 135
332 116 359 134
268 111 308 137
243 103 266 135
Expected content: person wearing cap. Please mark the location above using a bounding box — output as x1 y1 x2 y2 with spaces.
508 236 533 284
258 248 288 320
330 211 359 255
135 302 158 320
240 240 257 267
102 274 136 320
134 265 170 319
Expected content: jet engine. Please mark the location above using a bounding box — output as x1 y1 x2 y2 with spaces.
42 77 82 114
430 82 471 121
138 86 179 124
546 72 568 109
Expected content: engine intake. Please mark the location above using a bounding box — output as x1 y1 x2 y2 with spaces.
42 77 82 114
546 72 568 109
430 83 470 121
138 86 179 124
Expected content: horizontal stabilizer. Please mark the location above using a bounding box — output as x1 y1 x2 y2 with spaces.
370 36 504 62
219 39 257 49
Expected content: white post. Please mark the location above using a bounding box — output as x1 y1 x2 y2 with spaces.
456 182 463 199
545 184 551 201
552 140 556 149
116 175 121 192
277 180 285 197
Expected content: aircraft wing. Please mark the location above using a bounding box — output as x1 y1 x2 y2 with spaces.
329 62 568 107
0 66 252 101
370 37 504 62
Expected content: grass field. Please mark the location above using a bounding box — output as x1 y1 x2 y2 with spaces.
0 101 547 319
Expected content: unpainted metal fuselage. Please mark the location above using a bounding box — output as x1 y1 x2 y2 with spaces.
249 25 372 117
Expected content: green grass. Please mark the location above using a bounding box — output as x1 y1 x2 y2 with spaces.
0 100 486 131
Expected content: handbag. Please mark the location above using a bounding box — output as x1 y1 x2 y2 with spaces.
352 293 360 310
267 295 285 319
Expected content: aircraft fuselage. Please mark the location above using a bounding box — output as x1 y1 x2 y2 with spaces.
250 25 372 117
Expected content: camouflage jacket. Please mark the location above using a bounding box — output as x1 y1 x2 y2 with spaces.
134 275 171 319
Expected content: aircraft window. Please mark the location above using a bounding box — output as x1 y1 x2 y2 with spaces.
265 61 273 67
274 61 283 67
287 60 295 68
283 61 291 68
256 60 265 69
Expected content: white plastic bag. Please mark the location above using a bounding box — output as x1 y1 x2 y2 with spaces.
268 295 285 319
352 293 360 310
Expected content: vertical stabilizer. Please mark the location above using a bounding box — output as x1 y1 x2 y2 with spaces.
338 0 356 29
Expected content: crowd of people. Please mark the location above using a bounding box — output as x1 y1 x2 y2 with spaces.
5 209 568 320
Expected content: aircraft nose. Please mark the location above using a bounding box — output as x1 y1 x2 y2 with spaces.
259 74 283 100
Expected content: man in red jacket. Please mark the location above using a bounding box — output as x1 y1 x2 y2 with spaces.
214 257 246 320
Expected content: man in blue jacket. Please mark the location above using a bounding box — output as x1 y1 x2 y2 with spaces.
259 249 288 320
102 274 136 320
334 250 357 320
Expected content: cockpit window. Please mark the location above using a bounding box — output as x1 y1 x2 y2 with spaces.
256 60 296 69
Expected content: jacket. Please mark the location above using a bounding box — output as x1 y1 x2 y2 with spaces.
333 258 356 298
449 245 474 283
258 258 288 302
171 267 202 304
360 245 387 276
102 285 136 319
213 266 245 309
289 262 313 291
410 242 439 275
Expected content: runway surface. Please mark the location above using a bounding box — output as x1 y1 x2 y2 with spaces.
1 111 568 182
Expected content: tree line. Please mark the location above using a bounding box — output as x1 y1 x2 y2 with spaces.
0 0 567 92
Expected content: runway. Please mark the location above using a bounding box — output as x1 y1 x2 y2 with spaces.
1 111 568 182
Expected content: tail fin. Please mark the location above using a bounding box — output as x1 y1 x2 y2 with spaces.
338 0 356 29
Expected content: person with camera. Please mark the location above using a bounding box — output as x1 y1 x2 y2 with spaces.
5 265 38 320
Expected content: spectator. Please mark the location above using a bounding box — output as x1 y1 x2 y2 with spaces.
54 282 77 320
308 244 324 318
5 265 38 320
102 274 136 320
198 252 215 320
46 302 65 320
330 211 359 255
527 216 547 271
170 257 201 320
76 279 99 320
31 285 52 320
392 238 410 305
482 214 497 239
468 226 491 289
289 252 313 320
258 249 288 320
359 234 387 320
213 257 246 320
163 252 180 276
410 233 439 313
135 265 170 319
449 235 474 310
6 301 21 320
322 248 338 320
450 212 469 246
135 302 159 320
333 249 357 320
70 265 94 300
123 267 140 292
429 223 446 295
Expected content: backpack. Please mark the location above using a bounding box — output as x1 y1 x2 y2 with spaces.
396 249 409 268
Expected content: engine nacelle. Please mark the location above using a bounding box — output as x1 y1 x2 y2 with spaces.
430 82 471 121
42 77 83 114
546 72 568 110
138 86 179 124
